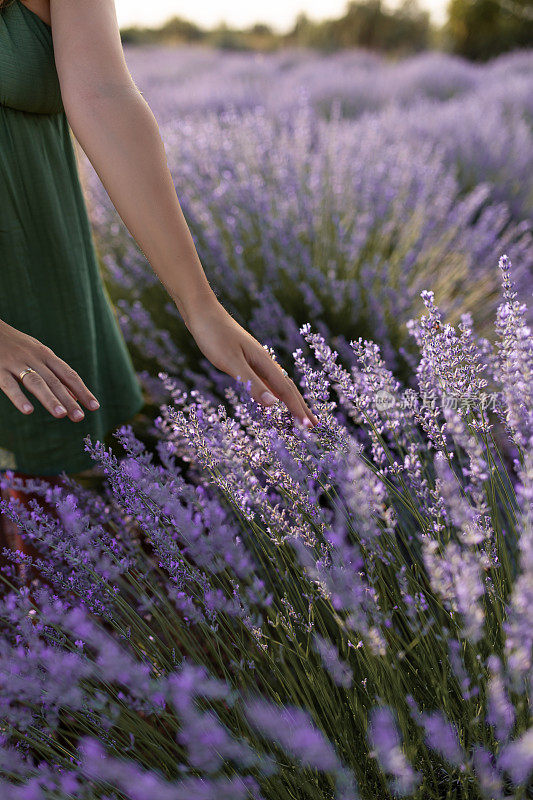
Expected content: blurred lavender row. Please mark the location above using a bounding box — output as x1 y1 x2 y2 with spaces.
124 46 533 221
124 46 533 123
79 46 533 415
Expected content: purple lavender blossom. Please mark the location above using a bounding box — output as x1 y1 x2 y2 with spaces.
419 711 465 767
498 727 533 785
368 707 420 796
312 634 353 688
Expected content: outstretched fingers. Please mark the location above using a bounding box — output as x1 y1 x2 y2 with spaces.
8 367 77 420
43 353 100 412
237 348 318 427
0 355 101 422
0 370 35 415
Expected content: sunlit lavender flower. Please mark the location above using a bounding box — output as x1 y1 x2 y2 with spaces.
244 698 350 784
422 539 486 643
486 656 515 742
418 711 465 767
494 255 533 448
447 639 477 701
498 727 533 785
432 451 489 546
503 448 533 687
79 737 261 800
472 745 504 800
312 634 353 689
368 707 420 796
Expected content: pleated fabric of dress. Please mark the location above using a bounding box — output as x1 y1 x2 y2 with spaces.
0 0 144 475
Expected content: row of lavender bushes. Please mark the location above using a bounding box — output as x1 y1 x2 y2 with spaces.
81 47 533 420
0 256 531 799
122 47 533 125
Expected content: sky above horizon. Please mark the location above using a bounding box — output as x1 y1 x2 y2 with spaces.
115 0 449 32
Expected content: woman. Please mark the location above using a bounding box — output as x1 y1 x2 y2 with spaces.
0 0 318 549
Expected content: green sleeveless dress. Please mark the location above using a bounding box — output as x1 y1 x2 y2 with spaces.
0 0 145 476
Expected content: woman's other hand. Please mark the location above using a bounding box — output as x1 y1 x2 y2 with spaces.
182 298 318 428
0 320 100 421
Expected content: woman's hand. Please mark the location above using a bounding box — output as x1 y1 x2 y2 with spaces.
0 320 100 421
183 299 319 428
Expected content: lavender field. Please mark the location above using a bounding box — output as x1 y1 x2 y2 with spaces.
1 46 533 799
83 46 533 408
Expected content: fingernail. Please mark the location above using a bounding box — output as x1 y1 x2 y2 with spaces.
72 410 84 421
260 391 278 406
89 400 100 410
302 417 312 428
23 403 33 413
55 405 67 415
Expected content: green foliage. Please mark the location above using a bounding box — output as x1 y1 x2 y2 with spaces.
120 16 206 46
446 0 533 60
120 0 432 56
209 23 253 52
285 0 431 54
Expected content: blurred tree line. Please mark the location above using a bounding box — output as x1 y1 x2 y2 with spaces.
446 0 533 59
120 0 533 60
285 0 430 53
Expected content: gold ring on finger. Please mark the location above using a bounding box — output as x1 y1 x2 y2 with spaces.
18 367 38 382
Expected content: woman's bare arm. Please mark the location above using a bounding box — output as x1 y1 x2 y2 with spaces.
50 0 318 427
50 0 212 325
